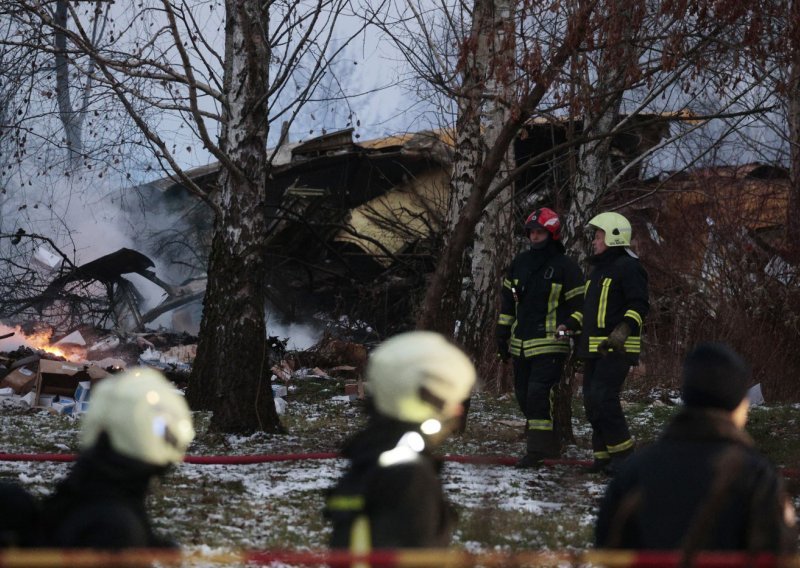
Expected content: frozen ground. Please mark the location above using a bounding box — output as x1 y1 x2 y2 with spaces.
2 386 799 566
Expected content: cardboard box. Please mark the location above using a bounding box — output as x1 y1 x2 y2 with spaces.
0 366 37 394
35 360 109 406
51 401 75 415
74 381 91 402
38 393 56 407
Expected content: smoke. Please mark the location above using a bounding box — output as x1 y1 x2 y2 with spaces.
265 306 324 351
0 323 30 352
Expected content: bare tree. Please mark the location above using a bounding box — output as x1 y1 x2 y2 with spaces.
786 1 800 254
4 0 367 432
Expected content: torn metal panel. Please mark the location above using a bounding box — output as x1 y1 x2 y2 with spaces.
334 169 449 267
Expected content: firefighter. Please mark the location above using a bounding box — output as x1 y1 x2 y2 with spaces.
496 207 584 467
595 343 797 552
325 331 476 552
558 211 648 474
41 367 195 549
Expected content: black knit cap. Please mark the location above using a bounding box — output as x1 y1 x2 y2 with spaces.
681 342 751 411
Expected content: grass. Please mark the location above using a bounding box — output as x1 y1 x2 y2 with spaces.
1 376 799 561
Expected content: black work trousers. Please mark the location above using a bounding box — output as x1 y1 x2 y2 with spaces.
512 355 565 456
582 353 633 459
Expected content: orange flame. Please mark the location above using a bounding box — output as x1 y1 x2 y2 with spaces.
16 328 87 362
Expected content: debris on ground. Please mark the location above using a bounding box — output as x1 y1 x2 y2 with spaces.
0 322 371 417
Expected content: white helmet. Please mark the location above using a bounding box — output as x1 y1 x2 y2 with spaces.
81 367 195 466
367 331 476 424
588 212 632 247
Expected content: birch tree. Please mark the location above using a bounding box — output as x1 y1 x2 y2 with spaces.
5 0 364 432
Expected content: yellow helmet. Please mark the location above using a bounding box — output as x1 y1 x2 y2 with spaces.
367 331 476 424
81 367 195 466
588 212 632 247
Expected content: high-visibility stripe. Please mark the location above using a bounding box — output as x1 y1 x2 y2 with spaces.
564 286 583 300
624 310 642 327
584 281 590 296
350 514 371 568
594 450 611 459
607 439 634 454
545 283 562 334
328 495 364 511
597 278 612 328
570 311 583 325
522 345 569 357
588 336 641 354
512 337 570 358
503 278 518 290
497 314 515 326
527 419 553 431
520 338 564 348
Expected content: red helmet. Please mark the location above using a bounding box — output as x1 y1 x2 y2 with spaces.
524 208 561 241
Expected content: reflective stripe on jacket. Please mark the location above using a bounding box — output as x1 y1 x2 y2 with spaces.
571 248 649 363
496 242 583 359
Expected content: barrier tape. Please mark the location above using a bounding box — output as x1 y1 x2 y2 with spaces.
0 453 797 479
0 548 797 567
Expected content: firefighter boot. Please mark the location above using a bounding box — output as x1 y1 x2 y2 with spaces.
515 429 559 468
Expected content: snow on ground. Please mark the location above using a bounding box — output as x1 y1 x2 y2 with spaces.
2 388 799 563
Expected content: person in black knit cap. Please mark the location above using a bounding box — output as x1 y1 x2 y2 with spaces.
596 342 797 553
41 367 195 549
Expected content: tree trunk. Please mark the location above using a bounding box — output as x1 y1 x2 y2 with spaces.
556 0 640 446
562 0 640 259
54 0 83 168
441 0 516 386
187 0 280 433
787 0 800 258
416 2 593 340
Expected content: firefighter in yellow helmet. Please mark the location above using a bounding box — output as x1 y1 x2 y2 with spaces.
42 368 195 549
558 212 649 475
325 331 476 552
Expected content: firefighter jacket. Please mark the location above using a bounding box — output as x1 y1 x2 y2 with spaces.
595 408 797 552
41 434 177 549
325 416 455 552
496 241 584 358
567 247 648 363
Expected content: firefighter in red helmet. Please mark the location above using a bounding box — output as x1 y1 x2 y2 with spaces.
495 207 583 467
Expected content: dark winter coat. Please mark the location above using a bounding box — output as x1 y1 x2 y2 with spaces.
567 247 648 364
0 482 41 548
41 435 176 549
325 416 456 551
595 408 797 552
496 241 584 358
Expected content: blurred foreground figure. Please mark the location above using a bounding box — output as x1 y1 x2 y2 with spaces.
0 481 41 547
42 368 195 549
595 343 796 552
326 331 476 552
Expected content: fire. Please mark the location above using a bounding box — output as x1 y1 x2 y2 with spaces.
25 330 67 358
0 325 87 362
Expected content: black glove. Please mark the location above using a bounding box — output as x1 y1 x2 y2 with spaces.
597 322 631 356
497 339 510 362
